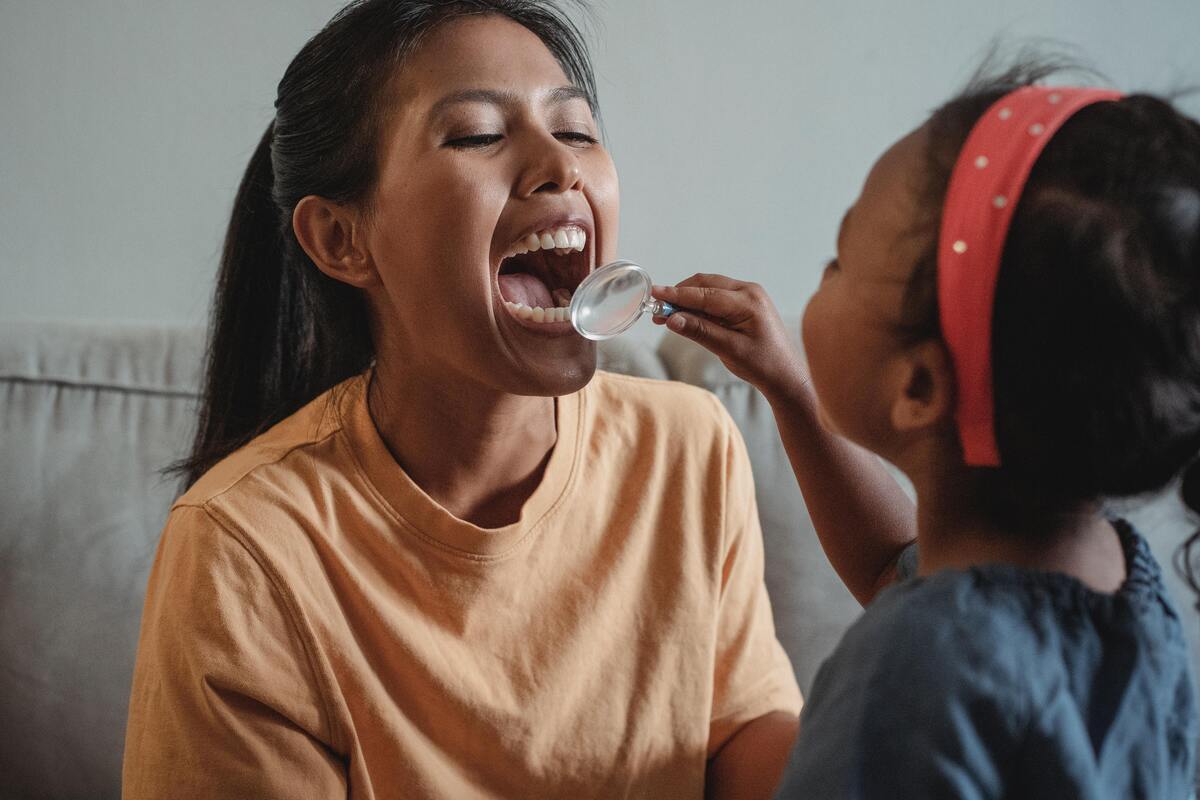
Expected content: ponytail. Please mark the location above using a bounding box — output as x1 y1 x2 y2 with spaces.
172 121 372 488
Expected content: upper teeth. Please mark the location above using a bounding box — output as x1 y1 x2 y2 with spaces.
504 225 586 259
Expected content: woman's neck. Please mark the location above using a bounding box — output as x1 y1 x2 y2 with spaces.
906 453 1126 594
367 357 559 529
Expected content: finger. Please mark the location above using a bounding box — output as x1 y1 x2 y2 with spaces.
665 311 741 354
655 306 724 325
652 284 748 322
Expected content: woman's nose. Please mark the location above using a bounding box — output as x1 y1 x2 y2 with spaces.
517 136 583 197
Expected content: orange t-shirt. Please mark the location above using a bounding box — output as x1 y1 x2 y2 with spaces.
122 370 801 799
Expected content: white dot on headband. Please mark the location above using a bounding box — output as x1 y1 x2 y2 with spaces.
998 108 1013 120
1029 122 1046 135
974 155 989 169
953 240 968 254
1048 93 1062 104
993 195 1007 208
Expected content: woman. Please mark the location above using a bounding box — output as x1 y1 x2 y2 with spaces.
121 2 848 797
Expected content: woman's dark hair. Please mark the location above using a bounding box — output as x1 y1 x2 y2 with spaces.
897 54 1200 584
173 0 598 487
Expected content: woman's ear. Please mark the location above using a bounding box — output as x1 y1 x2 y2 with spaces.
890 339 955 433
292 195 378 288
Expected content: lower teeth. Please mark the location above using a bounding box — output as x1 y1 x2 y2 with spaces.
504 301 571 323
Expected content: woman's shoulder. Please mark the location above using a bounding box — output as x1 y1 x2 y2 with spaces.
175 376 361 514
582 372 747 471
586 371 732 433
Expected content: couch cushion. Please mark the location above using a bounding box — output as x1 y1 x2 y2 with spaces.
0 321 202 799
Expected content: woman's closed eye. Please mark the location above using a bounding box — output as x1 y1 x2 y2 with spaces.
554 130 598 146
443 130 598 150
821 258 840 281
444 133 504 149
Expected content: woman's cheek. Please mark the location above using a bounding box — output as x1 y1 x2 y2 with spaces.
587 154 620 262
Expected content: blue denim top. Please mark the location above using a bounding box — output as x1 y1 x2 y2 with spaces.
775 521 1197 798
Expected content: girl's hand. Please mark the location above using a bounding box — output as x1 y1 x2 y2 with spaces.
653 274 808 405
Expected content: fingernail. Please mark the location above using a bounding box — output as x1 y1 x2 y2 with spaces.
667 313 686 332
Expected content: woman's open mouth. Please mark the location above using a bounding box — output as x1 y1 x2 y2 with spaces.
496 224 590 326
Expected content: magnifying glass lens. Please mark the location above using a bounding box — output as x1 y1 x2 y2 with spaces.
569 260 672 341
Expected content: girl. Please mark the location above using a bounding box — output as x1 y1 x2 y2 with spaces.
121 1 825 797
654 62 1200 797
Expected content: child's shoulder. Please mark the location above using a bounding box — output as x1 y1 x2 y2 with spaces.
787 574 1037 796
789 526 1195 798
843 572 1042 699
828 525 1181 713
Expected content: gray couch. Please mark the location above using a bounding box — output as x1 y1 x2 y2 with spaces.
2 319 1197 799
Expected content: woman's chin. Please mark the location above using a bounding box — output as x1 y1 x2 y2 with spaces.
505 346 598 397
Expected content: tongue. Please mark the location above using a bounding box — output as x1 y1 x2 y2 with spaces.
498 272 554 308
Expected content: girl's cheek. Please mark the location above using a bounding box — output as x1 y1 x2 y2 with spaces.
800 290 826 358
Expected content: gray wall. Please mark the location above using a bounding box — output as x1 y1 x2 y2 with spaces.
3 1 1200 338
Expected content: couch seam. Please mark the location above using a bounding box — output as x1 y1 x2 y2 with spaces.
0 374 197 399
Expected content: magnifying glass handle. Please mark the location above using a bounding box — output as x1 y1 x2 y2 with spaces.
646 299 676 317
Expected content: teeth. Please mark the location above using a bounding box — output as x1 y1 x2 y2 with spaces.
504 297 573 324
552 288 572 308
507 226 588 257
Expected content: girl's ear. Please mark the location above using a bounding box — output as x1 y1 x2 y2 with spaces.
890 339 955 433
292 195 379 289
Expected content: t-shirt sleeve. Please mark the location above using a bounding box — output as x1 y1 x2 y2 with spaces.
122 504 346 799
708 404 804 756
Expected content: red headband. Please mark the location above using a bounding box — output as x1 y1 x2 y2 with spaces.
937 85 1123 467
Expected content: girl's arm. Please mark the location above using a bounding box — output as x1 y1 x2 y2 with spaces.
654 276 915 604
705 711 799 800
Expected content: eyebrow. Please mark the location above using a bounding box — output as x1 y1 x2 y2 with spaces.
429 85 591 120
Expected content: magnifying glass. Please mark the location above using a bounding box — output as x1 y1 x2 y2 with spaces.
569 260 676 341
